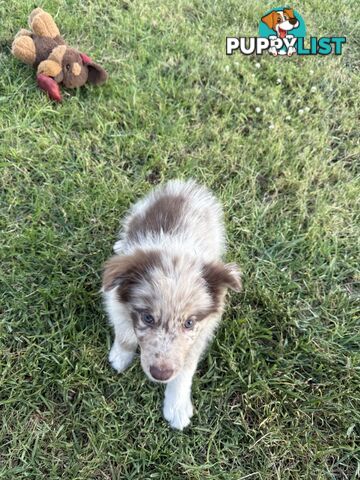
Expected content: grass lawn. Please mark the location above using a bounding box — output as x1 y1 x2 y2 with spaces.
1 0 359 478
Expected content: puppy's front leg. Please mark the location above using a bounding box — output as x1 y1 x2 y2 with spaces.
107 302 138 373
268 35 278 56
163 317 221 430
109 333 137 373
163 364 196 430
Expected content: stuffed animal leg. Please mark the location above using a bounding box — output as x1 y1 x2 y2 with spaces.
12 31 36 65
29 8 60 38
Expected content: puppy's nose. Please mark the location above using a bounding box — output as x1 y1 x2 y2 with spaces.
289 18 297 25
150 365 174 381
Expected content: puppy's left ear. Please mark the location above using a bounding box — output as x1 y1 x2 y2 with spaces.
284 8 295 18
80 53 108 85
203 261 242 294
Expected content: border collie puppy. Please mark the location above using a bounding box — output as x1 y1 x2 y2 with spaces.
102 180 241 430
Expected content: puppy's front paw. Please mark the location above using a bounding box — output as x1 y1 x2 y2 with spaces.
109 343 135 373
163 396 194 430
287 47 296 56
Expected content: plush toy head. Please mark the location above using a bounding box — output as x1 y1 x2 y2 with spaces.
38 45 107 89
11 8 107 101
64 51 107 88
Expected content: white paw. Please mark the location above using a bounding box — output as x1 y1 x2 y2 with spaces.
108 343 135 373
163 396 194 430
287 47 296 56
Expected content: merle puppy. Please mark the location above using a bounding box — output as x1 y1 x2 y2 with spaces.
102 180 241 430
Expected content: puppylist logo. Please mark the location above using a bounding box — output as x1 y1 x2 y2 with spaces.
227 7 346 57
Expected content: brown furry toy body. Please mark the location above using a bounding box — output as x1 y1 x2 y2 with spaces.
12 8 107 102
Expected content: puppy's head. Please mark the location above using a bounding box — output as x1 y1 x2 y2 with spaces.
103 250 241 383
261 9 299 38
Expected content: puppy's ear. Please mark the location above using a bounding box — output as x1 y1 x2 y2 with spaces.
261 11 277 30
102 250 162 300
284 8 294 18
102 255 137 292
203 261 242 300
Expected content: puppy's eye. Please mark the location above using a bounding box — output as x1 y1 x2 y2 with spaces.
277 17 281 22
66 64 71 71
184 318 195 329
141 312 155 325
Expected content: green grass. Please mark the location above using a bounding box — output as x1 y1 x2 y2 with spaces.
1 0 360 478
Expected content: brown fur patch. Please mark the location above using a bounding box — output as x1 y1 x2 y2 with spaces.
127 194 186 242
162 316 171 332
130 311 138 325
202 262 242 308
33 36 65 66
103 250 162 302
284 8 296 20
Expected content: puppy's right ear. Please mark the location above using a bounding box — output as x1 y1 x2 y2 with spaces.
102 255 135 292
102 250 162 300
261 11 277 30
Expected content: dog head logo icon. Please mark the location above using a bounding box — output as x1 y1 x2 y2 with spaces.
261 8 299 39
259 7 306 56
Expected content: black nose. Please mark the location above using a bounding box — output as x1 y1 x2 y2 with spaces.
150 365 174 381
289 17 297 25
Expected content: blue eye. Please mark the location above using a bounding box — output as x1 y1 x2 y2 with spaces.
184 318 195 329
141 312 155 325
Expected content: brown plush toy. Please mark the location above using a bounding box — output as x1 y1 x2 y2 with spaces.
12 8 107 102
